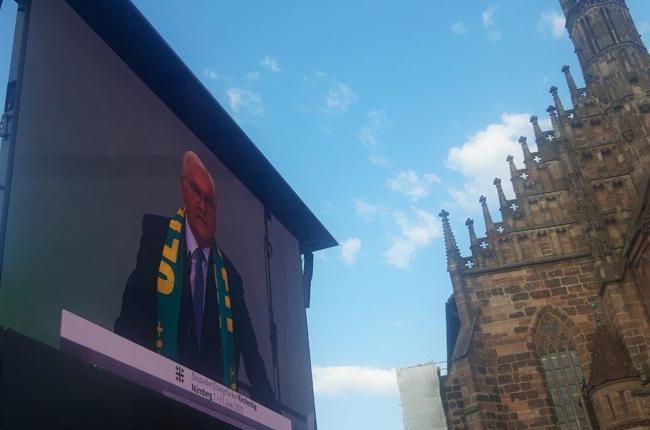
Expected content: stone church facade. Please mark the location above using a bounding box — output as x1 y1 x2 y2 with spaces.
441 1 650 429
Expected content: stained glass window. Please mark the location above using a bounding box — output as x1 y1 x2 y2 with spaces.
535 313 592 430
540 350 590 429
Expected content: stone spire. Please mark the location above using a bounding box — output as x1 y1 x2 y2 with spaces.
530 115 545 144
549 86 565 116
546 105 562 140
466 218 478 247
439 210 460 263
519 136 532 162
479 196 495 233
562 65 580 105
506 155 517 178
493 178 507 208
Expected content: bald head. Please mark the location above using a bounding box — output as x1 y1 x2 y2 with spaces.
181 151 215 190
180 151 217 248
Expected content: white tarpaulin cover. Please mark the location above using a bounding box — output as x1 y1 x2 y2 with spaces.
396 363 447 430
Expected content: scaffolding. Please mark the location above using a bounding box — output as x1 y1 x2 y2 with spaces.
396 362 447 430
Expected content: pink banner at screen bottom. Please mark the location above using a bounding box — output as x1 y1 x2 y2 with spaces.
60 309 291 430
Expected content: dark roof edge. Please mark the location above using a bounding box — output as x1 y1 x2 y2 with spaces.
64 0 337 253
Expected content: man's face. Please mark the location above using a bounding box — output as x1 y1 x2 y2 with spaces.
181 167 216 249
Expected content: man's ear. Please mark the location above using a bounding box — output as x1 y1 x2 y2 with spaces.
180 176 188 206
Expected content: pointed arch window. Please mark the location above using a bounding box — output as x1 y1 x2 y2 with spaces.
535 313 592 430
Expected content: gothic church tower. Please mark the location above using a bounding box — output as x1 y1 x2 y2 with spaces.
561 0 650 103
441 1 650 429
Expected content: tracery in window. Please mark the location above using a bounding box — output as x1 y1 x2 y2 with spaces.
535 312 592 430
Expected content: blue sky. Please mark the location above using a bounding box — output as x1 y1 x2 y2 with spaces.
1 1 650 429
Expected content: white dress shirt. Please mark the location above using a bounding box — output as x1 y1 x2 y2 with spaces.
185 220 210 314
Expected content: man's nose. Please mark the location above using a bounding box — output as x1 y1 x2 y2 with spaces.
198 198 207 211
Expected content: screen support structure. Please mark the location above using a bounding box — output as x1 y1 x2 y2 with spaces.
263 207 282 405
0 0 30 286
302 252 313 309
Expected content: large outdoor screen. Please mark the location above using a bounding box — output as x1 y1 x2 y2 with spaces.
0 1 321 428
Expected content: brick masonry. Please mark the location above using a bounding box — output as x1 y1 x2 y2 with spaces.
440 1 650 429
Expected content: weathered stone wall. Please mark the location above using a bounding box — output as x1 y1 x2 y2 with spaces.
445 258 599 429
441 1 650 428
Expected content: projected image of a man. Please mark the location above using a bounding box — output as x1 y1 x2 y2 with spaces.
181 153 216 249
114 151 275 409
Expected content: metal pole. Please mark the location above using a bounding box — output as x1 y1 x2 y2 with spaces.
0 0 31 287
263 207 281 404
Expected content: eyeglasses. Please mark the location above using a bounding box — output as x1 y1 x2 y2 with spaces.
183 177 215 210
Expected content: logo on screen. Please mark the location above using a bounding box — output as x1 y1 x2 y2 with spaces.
175 365 185 383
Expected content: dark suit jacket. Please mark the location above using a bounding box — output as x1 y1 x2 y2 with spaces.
114 214 276 410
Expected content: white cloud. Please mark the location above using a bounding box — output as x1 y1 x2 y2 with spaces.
386 170 441 202
538 10 566 39
304 72 329 82
482 5 496 28
487 29 502 42
260 56 281 72
482 5 502 41
639 22 650 36
226 87 265 117
369 155 391 167
340 238 362 265
359 111 391 167
447 188 477 210
245 71 261 82
317 123 332 135
446 113 547 209
203 68 220 80
325 82 358 112
391 320 412 329
312 366 397 397
354 199 378 223
451 21 467 35
385 208 441 269
315 251 329 263
358 110 390 147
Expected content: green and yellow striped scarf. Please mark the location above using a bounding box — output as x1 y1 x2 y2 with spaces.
155 208 237 390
